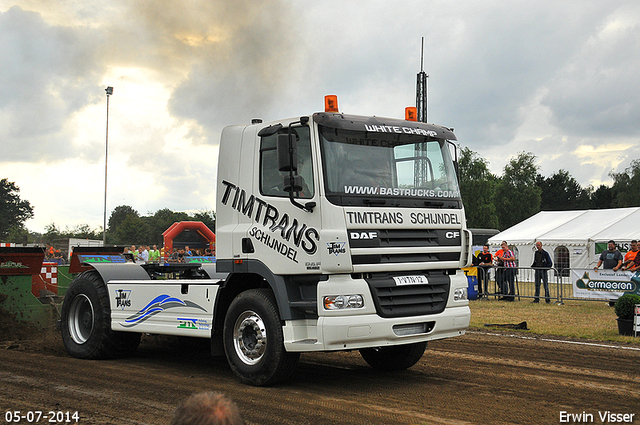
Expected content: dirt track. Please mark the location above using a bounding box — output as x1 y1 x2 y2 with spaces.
1 328 638 425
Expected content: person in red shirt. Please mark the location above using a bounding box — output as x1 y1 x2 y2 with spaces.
627 246 640 272
622 240 639 270
495 241 516 301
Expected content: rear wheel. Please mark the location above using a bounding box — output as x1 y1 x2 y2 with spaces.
60 270 140 359
360 342 427 371
223 289 299 386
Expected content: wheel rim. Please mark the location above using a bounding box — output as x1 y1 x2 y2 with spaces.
68 294 94 344
233 310 267 365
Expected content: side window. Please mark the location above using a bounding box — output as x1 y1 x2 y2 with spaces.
260 126 314 199
554 246 570 277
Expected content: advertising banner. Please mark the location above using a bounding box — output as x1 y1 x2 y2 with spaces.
571 269 640 299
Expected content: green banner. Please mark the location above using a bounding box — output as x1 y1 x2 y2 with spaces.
595 241 635 254
572 269 640 299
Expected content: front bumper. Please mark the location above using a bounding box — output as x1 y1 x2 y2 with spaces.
283 305 470 352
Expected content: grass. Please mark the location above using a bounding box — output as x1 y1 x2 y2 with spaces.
468 297 640 345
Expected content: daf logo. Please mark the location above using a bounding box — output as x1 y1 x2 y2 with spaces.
445 231 460 239
350 231 378 240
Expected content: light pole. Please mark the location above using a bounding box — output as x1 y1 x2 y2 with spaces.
103 86 113 245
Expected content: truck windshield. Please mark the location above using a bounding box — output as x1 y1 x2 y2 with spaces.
318 125 461 207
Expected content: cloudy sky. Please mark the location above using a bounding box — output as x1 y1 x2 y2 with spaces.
2 0 639 234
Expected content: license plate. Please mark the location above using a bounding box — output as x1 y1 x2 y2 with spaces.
393 275 429 286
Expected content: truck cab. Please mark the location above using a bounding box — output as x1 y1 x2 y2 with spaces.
215 99 471 381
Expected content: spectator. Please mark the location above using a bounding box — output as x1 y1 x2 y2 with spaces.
476 245 492 298
169 248 179 263
170 392 245 425
531 241 553 304
622 240 639 270
185 245 192 256
149 244 161 263
627 250 640 272
493 246 505 296
594 240 623 272
138 245 149 263
495 241 516 301
131 245 139 261
123 246 134 262
46 244 54 260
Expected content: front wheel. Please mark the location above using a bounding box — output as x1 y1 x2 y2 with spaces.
360 342 427 371
223 289 299 386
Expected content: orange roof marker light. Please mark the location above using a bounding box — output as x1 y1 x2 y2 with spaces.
325 95 339 113
405 106 417 122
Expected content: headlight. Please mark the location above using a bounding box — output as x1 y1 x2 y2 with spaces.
323 294 364 310
453 287 468 301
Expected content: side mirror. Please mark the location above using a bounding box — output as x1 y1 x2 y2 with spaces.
258 123 283 137
277 133 297 172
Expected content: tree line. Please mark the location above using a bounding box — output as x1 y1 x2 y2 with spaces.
460 149 640 230
1 189 215 247
2 154 639 244
103 205 216 246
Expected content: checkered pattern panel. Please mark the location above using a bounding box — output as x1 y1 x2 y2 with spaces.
40 262 58 285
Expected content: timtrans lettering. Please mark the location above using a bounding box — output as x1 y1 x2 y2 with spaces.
221 180 319 255
346 211 403 225
115 289 131 308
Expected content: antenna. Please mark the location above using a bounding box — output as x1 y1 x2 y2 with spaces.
420 37 424 72
414 38 430 188
416 37 428 123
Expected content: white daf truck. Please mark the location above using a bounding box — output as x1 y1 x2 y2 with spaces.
60 96 472 386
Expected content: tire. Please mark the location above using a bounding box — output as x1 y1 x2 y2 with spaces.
60 270 141 359
223 289 299 386
359 342 427 371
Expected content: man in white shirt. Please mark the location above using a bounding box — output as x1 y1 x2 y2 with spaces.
138 245 149 263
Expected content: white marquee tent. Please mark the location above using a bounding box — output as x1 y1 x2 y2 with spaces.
487 207 640 275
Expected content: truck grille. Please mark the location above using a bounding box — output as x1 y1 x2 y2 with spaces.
349 228 461 265
365 273 450 318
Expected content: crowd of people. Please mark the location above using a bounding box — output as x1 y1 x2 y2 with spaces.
474 240 523 302
123 244 215 263
594 239 640 272
123 244 161 263
44 244 67 264
475 238 639 304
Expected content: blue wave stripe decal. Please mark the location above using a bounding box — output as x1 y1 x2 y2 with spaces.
121 294 207 328
138 294 185 313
